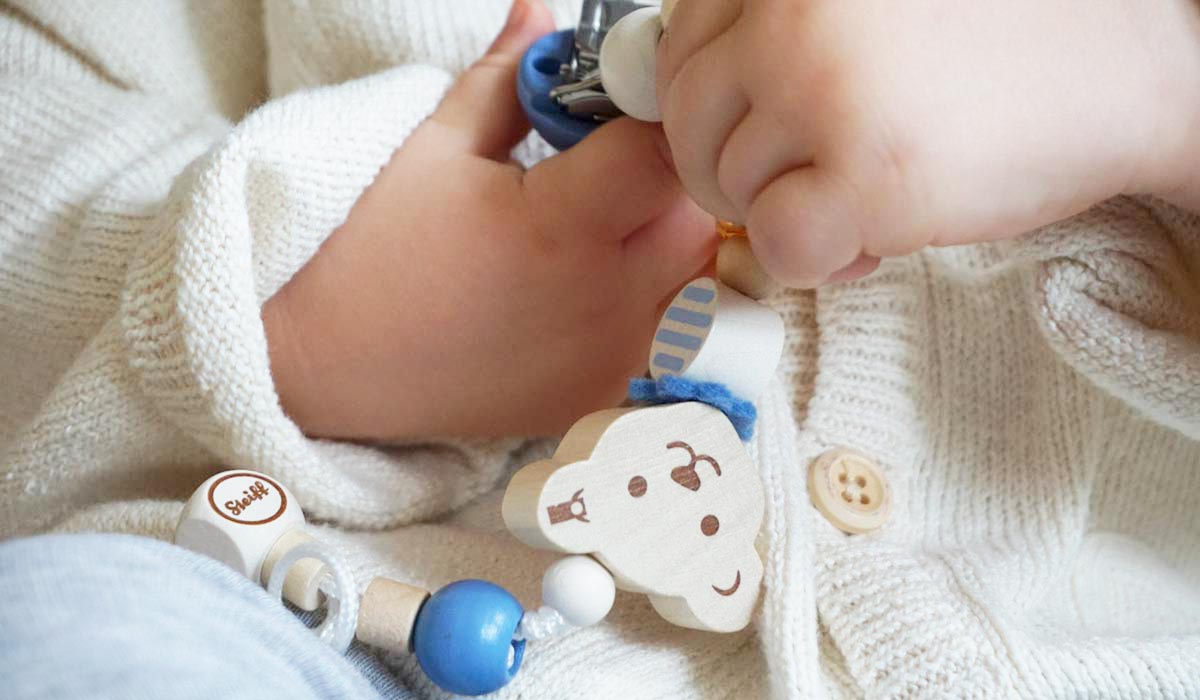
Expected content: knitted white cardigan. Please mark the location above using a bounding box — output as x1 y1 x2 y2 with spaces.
2 1 1198 698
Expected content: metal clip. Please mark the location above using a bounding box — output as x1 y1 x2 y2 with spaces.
549 70 624 121
550 0 658 121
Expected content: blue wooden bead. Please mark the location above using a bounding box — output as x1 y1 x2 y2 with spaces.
412 579 526 696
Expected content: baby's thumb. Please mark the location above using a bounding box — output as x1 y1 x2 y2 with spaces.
428 0 554 159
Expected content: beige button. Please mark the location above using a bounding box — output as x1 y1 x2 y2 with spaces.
808 449 891 534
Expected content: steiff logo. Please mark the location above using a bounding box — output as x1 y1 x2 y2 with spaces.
206 472 288 526
225 480 270 517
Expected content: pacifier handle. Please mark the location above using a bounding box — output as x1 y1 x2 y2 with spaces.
517 30 604 151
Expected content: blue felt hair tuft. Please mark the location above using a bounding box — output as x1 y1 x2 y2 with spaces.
628 376 757 441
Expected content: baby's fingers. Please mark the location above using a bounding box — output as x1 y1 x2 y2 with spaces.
624 196 715 302
747 168 867 288
523 119 686 242
423 0 554 160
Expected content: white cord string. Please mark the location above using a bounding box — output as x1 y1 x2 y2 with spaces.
514 605 572 641
266 541 359 654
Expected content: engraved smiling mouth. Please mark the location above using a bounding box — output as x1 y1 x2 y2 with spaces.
712 570 741 597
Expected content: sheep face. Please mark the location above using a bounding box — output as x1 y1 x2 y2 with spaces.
503 402 764 632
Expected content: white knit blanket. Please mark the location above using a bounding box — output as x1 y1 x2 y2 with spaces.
2 1 1198 698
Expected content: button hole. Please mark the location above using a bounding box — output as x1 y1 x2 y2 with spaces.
860 495 871 505
841 491 853 503
838 472 848 484
855 476 866 488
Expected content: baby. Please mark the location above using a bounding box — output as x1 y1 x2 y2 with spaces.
265 0 1200 440
2 0 1199 698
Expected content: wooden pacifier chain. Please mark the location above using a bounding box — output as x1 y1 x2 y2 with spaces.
173 3 788 697
175 467 639 696
503 0 788 649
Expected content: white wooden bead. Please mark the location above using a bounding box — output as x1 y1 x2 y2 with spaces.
661 0 679 28
541 555 616 627
649 277 785 401
717 237 780 300
599 7 662 122
174 470 304 582
356 577 430 654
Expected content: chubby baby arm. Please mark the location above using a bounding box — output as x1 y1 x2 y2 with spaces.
264 1 712 441
658 0 1200 287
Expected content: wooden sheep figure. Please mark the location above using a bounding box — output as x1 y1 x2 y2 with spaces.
507 0 790 636
503 401 762 632
502 276 785 633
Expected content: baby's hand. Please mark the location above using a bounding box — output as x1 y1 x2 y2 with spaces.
659 0 1200 287
264 0 711 440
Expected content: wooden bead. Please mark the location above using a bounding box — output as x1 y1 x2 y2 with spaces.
599 7 662 122
412 581 524 696
175 470 305 582
716 237 780 300
260 529 327 611
356 577 431 654
503 402 764 633
541 555 615 627
661 0 679 28
650 277 785 401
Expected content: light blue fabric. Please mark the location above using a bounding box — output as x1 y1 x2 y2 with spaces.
0 533 418 700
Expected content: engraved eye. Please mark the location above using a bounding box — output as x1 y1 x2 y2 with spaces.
701 514 719 536
627 476 647 498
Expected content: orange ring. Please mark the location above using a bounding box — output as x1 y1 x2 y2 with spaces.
716 220 748 240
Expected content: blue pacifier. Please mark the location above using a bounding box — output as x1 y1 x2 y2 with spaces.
517 29 603 152
517 0 656 151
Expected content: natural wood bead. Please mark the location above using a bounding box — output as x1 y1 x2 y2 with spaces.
260 530 327 611
356 577 430 654
661 0 678 28
716 237 780 300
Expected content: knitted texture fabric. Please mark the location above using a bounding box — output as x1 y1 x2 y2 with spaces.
3 1 1200 699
